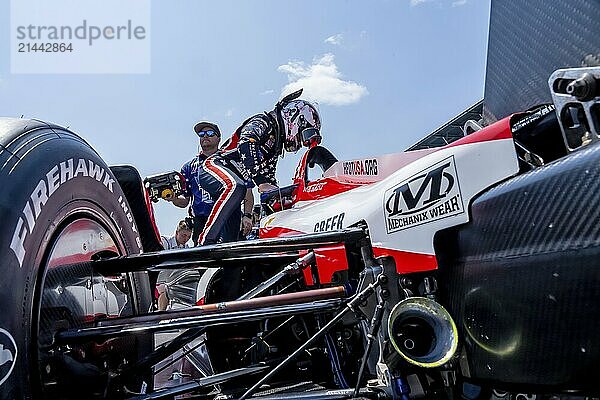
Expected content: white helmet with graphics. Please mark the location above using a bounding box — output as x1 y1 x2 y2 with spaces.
277 90 321 152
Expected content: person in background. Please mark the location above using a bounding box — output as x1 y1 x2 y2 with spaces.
156 219 192 310
169 121 254 245
160 218 192 250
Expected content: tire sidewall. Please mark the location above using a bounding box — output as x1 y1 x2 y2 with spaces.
0 129 149 398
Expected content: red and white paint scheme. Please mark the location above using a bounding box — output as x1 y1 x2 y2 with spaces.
260 116 519 275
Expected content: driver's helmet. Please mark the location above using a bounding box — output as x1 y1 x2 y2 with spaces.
279 99 321 152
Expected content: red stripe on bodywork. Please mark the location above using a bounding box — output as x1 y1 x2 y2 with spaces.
259 225 306 238
199 158 235 244
372 246 438 273
262 226 439 274
295 178 365 202
446 116 512 148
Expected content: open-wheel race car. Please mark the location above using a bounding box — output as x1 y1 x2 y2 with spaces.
1 3 600 399
1 63 599 399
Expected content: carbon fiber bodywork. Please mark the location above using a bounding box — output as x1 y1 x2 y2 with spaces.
484 1 600 124
436 142 600 390
111 165 164 253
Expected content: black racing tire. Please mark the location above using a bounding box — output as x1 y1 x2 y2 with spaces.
0 119 153 399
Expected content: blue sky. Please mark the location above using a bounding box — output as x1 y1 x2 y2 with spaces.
0 0 491 235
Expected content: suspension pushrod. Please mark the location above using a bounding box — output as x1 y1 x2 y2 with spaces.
238 251 315 301
100 285 344 327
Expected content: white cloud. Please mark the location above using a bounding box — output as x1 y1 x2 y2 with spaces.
452 0 467 6
225 109 234 117
324 33 343 46
260 89 275 96
277 53 368 106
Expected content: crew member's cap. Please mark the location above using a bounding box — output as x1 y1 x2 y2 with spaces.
193 121 221 136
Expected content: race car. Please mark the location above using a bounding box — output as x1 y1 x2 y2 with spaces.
0 2 599 397
0 64 598 400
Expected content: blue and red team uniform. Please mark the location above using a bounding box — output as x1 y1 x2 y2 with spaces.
180 153 214 245
197 113 281 245
184 151 256 245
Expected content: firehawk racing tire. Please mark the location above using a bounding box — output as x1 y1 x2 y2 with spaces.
0 119 152 399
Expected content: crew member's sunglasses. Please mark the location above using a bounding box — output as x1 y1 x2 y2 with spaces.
197 130 219 138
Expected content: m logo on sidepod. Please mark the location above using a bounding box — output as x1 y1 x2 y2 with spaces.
0 328 17 387
384 156 464 233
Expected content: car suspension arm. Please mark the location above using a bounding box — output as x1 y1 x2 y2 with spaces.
238 251 315 300
127 365 269 400
119 251 316 378
238 274 386 400
246 387 378 400
353 295 386 398
93 228 366 274
53 287 346 345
